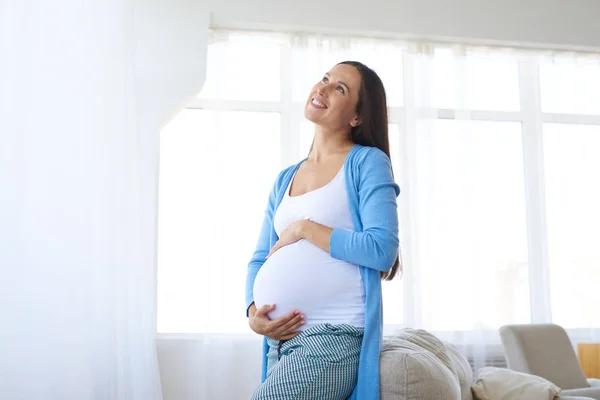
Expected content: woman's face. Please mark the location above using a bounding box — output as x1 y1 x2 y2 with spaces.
304 63 362 131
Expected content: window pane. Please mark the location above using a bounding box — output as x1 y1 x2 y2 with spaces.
290 39 404 106
540 59 600 115
544 123 600 328
157 110 281 333
198 34 281 101
418 48 520 111
414 120 529 330
295 117 314 161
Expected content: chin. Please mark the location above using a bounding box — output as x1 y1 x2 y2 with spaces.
303 107 320 123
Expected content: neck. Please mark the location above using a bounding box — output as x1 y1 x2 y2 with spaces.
310 125 354 162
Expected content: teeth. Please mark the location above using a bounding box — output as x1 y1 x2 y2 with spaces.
312 99 326 108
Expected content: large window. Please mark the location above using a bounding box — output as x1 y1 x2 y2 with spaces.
158 31 600 334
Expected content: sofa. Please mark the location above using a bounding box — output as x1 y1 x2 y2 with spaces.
381 328 595 400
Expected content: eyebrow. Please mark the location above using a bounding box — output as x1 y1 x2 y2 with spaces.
325 73 350 93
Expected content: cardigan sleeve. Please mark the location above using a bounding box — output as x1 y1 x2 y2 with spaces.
329 148 400 272
245 174 280 316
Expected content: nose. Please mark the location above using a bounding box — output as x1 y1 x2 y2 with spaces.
316 84 329 98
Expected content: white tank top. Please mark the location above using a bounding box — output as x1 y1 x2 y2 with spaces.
253 166 365 330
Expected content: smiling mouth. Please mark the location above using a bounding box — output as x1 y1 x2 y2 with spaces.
311 98 327 109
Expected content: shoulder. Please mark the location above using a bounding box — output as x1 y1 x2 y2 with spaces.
349 144 392 171
348 145 400 195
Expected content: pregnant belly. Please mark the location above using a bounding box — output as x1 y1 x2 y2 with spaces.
252 240 363 323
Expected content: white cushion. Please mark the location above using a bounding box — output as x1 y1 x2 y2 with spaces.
471 367 561 400
588 378 600 388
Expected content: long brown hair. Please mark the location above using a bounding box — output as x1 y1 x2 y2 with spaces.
338 61 402 281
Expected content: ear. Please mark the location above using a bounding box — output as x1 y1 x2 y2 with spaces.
350 116 362 128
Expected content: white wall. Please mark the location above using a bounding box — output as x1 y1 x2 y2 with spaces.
210 0 600 51
157 335 263 400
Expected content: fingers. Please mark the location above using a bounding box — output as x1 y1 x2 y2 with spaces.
265 310 305 340
255 304 275 318
279 312 305 333
274 316 305 340
269 309 300 329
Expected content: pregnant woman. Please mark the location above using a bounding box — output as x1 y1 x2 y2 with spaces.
245 61 401 400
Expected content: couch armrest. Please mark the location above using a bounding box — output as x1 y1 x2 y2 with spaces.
561 387 600 398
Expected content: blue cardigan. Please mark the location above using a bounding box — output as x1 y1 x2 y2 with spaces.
245 144 400 399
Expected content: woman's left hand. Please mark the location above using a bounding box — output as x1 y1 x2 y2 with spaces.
266 220 307 259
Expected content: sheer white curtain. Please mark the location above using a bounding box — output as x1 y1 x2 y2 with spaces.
157 30 600 397
538 54 600 346
0 1 207 398
399 45 529 369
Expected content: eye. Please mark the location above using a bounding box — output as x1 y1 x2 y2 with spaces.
322 76 329 84
336 86 345 94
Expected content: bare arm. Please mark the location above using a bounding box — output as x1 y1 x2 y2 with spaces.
266 220 333 258
300 220 333 253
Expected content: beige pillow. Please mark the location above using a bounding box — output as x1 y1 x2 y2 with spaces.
471 367 561 400
381 329 462 400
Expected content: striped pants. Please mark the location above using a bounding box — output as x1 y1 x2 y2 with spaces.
251 324 364 400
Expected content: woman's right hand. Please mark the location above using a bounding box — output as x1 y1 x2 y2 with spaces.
248 303 305 341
